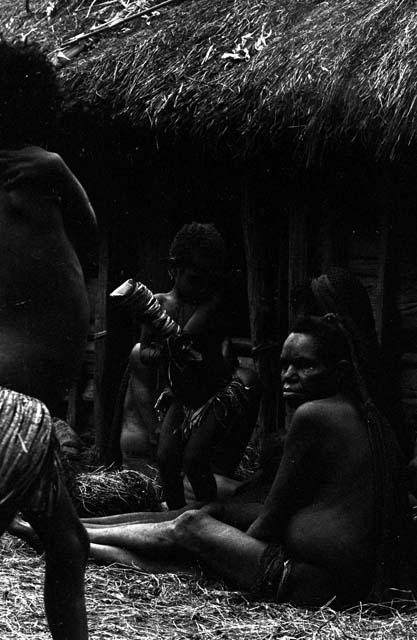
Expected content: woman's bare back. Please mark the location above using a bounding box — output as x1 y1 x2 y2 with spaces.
0 187 89 409
280 397 376 572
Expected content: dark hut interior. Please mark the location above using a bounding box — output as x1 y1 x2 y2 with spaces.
2 0 417 463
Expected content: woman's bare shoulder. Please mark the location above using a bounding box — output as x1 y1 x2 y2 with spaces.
290 396 362 439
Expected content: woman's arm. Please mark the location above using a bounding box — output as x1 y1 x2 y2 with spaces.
247 403 320 542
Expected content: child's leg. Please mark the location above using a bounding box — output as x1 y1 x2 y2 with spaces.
210 370 261 476
157 401 186 509
183 409 218 503
26 483 89 640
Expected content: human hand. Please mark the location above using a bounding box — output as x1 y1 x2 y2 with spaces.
167 334 202 366
154 387 174 413
0 146 67 194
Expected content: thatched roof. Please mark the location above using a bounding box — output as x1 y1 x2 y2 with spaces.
2 0 417 162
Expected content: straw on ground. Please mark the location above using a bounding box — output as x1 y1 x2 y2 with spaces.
1 533 417 639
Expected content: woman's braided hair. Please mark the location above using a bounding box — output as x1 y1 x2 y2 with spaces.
313 312 409 601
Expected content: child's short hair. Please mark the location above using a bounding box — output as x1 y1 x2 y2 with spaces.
169 222 226 272
0 39 61 146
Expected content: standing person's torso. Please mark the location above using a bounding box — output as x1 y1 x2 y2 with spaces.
0 187 89 402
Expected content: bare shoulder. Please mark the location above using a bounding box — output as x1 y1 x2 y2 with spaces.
0 186 54 224
290 395 362 440
1 181 60 214
294 395 358 420
235 366 259 388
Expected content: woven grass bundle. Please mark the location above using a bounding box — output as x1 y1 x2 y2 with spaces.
69 468 161 517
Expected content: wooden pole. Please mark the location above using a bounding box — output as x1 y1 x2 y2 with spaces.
94 228 110 457
374 210 390 346
240 181 282 439
317 209 349 273
288 206 309 329
66 384 78 429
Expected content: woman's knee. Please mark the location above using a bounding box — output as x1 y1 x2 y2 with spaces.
172 509 206 545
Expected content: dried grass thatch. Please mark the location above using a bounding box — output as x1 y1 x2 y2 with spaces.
1 532 417 639
2 0 417 162
69 467 162 516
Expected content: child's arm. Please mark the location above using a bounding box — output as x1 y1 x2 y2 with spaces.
138 323 168 366
138 294 170 366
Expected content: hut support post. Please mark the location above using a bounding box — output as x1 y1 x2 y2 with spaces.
375 210 391 346
240 182 283 444
288 206 309 328
94 228 110 456
66 384 78 429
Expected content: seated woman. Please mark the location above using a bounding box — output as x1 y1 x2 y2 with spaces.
14 315 410 605
117 223 260 507
86 315 412 605
235 266 383 500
